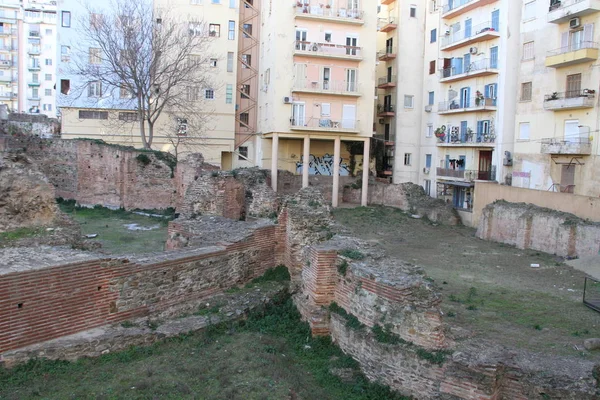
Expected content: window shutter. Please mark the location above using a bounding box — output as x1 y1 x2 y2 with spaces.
584 24 594 45
484 84 490 99
477 120 484 141
463 53 470 73
321 103 331 116
560 31 569 49
465 87 471 107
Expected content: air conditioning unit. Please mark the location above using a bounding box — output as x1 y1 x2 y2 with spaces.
424 105 432 112
570 17 580 29
503 151 513 166
379 118 385 124
423 167 430 174
283 96 292 104
469 47 478 55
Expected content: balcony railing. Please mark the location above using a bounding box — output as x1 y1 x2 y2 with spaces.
438 96 496 113
541 137 592 155
377 75 397 86
547 41 599 57
294 40 362 58
377 104 395 115
378 17 397 32
0 28 16 36
441 58 497 80
377 46 396 60
0 60 12 67
294 5 364 21
0 92 14 98
548 0 600 23
437 167 496 181
29 31 40 37
437 128 496 144
290 116 359 131
544 90 596 110
28 47 41 55
440 21 498 49
292 79 360 94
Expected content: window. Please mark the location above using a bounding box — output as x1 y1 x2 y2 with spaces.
191 0 202 4
205 88 215 99
230 0 236 8
212 0 221 3
32 87 39 98
239 112 249 127
238 146 248 160
45 58 52 65
566 73 582 97
45 73 52 81
522 41 534 60
177 118 188 136
90 13 103 29
243 23 252 38
410 5 416 17
241 84 250 99
61 11 71 27
32 73 39 83
523 1 536 20
321 103 331 116
429 60 435 75
226 84 233 104
425 154 432 168
79 110 108 119
89 47 101 64
119 84 131 98
404 153 412 166
87 81 102 97
45 89 52 96
519 122 530 140
426 123 433 137
187 55 201 68
242 54 251 68
210 58 217 67
118 112 138 122
60 79 70 95
189 22 202 36
225 52 233 72
43 104 52 111
430 29 436 43
404 95 414 109
428 91 434 106
187 86 200 101
325 32 332 42
209 24 220 37
228 21 235 40
521 82 532 101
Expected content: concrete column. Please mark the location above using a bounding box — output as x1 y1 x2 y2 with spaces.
332 137 341 207
271 134 279 192
302 135 310 188
361 138 370 207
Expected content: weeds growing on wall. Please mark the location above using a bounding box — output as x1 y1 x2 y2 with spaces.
339 249 365 260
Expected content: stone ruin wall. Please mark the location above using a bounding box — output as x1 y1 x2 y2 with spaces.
477 201 600 258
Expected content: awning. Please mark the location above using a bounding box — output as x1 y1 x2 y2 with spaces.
437 180 474 188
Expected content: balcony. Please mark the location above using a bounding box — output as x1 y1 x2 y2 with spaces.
544 90 596 110
28 47 41 55
377 104 395 117
0 92 14 99
541 137 592 155
0 75 13 83
27 95 41 101
28 31 40 38
292 79 361 97
378 46 396 61
436 128 496 146
28 64 41 71
381 0 395 4
0 60 12 68
378 17 397 32
28 81 41 86
548 0 600 23
0 28 16 36
377 75 397 89
440 58 498 82
440 21 499 51
294 41 362 61
442 0 498 19
437 167 496 181
545 42 599 67
290 117 360 133
294 5 364 25
438 97 497 114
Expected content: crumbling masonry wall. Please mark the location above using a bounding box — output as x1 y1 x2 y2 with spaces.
476 201 600 258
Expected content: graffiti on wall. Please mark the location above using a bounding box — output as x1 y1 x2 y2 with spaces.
295 153 351 176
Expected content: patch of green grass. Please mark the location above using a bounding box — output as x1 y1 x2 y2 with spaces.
0 226 47 242
534 324 543 331
249 265 291 285
120 321 138 328
572 329 590 337
195 303 222 316
329 302 365 330
339 249 365 260
371 324 406 345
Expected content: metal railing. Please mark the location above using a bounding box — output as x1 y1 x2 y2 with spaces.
541 137 591 145
0 92 13 98
547 41 599 56
293 79 360 93
549 0 590 12
377 46 396 58
28 31 40 37
443 0 477 13
441 21 497 48
294 4 364 20
583 277 600 313
294 40 362 57
438 96 496 111
441 58 497 79
438 128 496 144
378 75 397 86
377 103 395 113
290 117 359 130
437 168 495 181
544 89 596 101
377 17 396 29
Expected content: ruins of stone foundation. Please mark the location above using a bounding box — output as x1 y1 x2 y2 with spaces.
0 134 598 399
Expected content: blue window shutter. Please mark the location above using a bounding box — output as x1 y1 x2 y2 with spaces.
484 84 490 99
460 121 467 142
465 19 472 38
445 155 450 168
431 29 436 43
465 87 471 107
459 155 466 170
464 53 470 73
491 10 499 31
490 47 498 68
426 154 432 168
456 57 463 74
492 83 498 105
477 121 484 142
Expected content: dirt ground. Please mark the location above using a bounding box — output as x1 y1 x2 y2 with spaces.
333 206 600 361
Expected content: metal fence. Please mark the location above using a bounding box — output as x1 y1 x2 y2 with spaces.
583 277 600 313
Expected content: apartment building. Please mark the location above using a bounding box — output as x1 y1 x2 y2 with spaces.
0 1 18 112
376 0 521 224
57 0 239 166
513 0 600 197
256 0 376 204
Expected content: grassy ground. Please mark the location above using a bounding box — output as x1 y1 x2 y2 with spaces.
59 202 171 255
0 292 407 400
333 206 600 359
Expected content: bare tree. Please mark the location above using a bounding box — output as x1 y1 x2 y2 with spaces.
69 0 217 149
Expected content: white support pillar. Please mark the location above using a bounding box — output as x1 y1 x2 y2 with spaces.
271 134 279 192
361 138 370 207
302 135 310 188
332 137 341 207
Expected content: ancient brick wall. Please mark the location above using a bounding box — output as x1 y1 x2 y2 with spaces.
477 201 600 258
0 224 277 355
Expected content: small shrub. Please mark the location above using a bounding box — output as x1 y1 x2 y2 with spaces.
534 324 542 331
446 311 456 317
337 260 348 276
466 305 478 311
371 324 406 345
329 302 364 330
308 200 321 208
415 348 449 365
136 153 151 166
250 265 290 284
211 171 219 177
120 321 137 328
339 249 365 260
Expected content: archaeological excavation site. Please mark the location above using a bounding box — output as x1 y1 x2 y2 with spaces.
1 133 599 400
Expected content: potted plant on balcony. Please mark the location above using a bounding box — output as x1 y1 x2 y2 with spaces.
434 125 446 141
466 127 474 142
475 90 484 106
296 1 303 6
549 92 559 100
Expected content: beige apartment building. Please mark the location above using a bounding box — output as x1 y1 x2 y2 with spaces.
513 0 600 197
255 0 376 204
0 2 19 112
